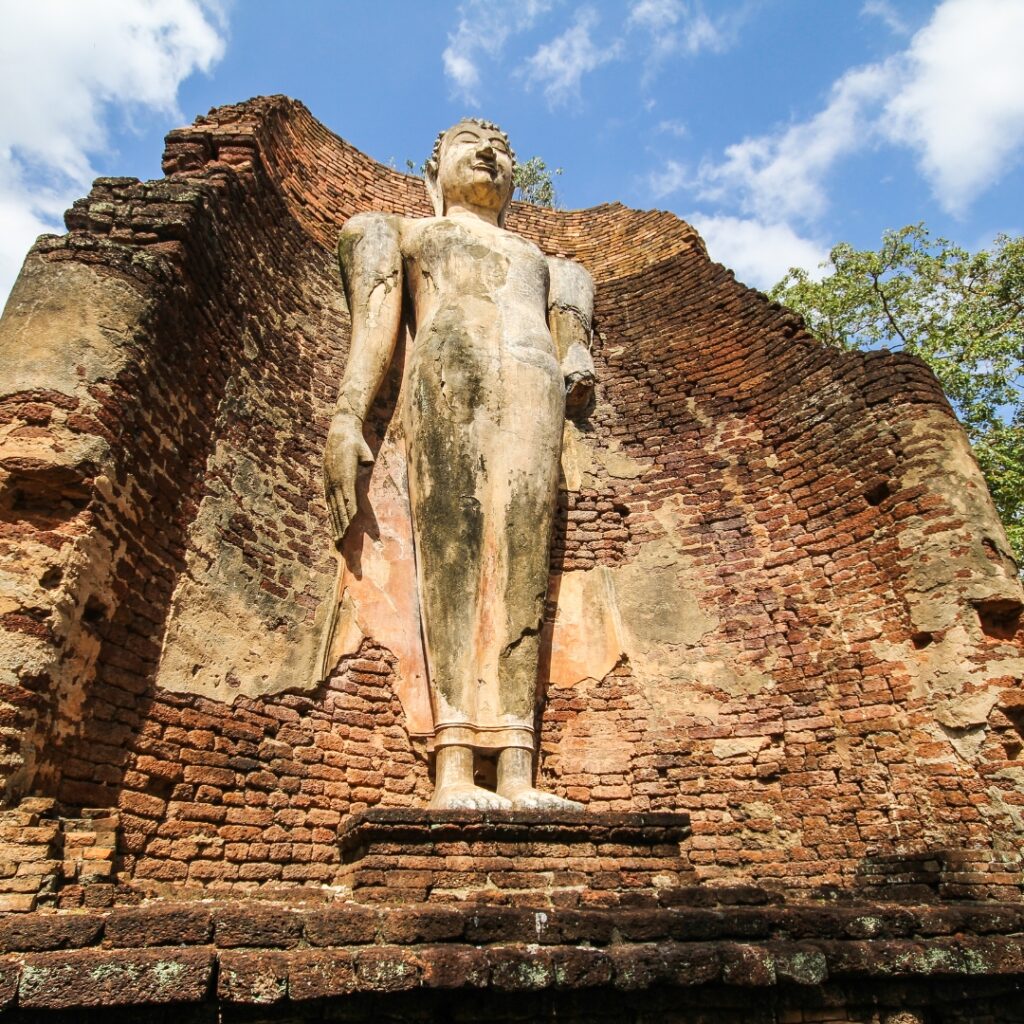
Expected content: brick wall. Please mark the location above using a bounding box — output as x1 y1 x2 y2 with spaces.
0 95 1021 897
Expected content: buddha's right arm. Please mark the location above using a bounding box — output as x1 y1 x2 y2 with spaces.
324 213 403 546
334 212 404 422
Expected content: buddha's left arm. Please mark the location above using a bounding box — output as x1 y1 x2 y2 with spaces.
547 256 596 417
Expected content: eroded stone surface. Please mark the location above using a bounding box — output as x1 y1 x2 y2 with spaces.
0 256 155 800
322 120 598 810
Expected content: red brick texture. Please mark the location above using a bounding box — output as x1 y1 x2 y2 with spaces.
2 897 1024 1018
0 95 1021 901
335 809 695 906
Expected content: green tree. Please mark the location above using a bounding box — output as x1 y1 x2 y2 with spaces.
513 156 563 208
769 225 1024 563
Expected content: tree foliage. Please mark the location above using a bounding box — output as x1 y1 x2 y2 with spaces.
770 225 1024 564
513 156 563 208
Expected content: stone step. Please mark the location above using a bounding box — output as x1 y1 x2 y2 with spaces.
338 809 693 906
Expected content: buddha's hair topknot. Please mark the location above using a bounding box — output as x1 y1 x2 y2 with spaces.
426 118 516 176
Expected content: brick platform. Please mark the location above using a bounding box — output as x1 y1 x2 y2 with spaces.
1 896 1023 1020
337 809 693 906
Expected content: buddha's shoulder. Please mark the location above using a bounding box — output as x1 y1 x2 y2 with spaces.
337 212 414 258
338 211 408 237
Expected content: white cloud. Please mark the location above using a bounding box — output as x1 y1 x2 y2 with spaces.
443 50 482 98
688 214 828 290
628 0 681 32
681 11 727 53
628 0 739 79
521 7 620 108
443 0 552 105
678 62 892 223
647 0 1024 257
647 158 689 199
0 0 225 306
0 164 70 311
882 0 1024 215
628 0 729 52
860 0 909 36
656 119 688 138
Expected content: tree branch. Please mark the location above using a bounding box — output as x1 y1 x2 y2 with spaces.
869 272 909 349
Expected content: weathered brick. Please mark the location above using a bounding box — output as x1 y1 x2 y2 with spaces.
304 905 380 946
17 947 213 1008
0 914 103 952
214 904 302 948
104 905 212 947
218 949 288 1005
286 948 357 1000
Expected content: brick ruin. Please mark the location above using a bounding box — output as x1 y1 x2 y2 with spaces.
0 95 1022 1020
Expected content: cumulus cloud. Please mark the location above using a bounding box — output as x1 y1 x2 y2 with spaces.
688 214 828 291
0 0 225 304
647 0 1024 282
521 7 621 108
686 62 892 224
443 0 552 105
882 0 1024 215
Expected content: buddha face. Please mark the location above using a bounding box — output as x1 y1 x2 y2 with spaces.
435 121 514 218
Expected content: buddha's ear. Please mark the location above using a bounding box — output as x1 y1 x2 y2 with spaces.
424 158 444 217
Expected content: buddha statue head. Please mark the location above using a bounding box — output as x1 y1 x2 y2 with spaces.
424 118 516 226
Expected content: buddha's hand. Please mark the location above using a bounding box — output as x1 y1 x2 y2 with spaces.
323 413 374 548
564 369 596 418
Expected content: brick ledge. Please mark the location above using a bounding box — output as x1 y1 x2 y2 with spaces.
1 897 1024 1011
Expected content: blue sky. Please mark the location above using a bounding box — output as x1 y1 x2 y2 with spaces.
2 0 1023 304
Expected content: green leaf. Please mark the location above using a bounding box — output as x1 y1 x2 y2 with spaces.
513 157 563 208
771 225 1024 567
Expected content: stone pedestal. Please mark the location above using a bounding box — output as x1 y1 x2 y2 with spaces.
337 808 694 907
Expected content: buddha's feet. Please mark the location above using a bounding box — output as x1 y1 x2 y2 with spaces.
503 788 584 812
430 785 513 811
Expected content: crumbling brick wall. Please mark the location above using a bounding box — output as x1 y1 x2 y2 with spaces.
0 95 1020 897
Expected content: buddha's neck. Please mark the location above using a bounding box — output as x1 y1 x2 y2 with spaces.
445 202 501 228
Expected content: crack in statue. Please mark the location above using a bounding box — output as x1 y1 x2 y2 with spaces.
324 120 596 811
